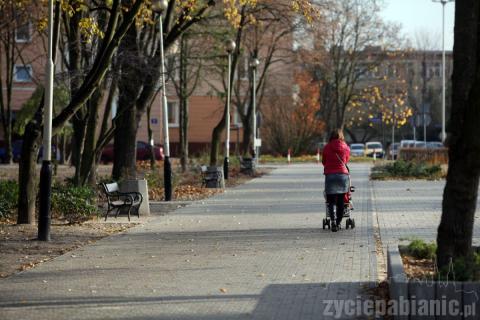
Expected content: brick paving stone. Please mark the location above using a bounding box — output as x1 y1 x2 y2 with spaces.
372 180 480 251
0 164 375 320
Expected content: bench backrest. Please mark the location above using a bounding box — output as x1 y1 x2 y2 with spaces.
103 182 119 194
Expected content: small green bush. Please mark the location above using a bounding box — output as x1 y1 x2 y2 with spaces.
51 184 98 223
438 254 480 282
371 160 442 180
406 239 437 260
0 180 19 218
144 169 181 189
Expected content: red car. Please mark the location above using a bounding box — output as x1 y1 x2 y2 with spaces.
101 141 164 163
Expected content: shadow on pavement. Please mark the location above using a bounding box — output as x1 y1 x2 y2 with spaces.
0 282 375 320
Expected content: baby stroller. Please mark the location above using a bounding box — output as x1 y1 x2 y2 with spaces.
322 185 356 230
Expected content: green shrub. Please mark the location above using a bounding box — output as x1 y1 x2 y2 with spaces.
406 239 437 260
144 169 181 189
438 254 480 282
51 184 98 223
0 180 19 218
371 160 443 180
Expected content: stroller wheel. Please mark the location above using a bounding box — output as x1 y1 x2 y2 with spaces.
346 218 355 229
322 218 331 230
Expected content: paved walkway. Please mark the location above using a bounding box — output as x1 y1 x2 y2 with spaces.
372 179 480 259
0 164 376 320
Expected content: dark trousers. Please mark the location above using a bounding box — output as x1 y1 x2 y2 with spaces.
327 194 345 226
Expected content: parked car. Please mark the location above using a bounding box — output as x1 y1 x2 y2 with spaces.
101 141 164 163
427 141 444 149
388 142 400 159
349 143 365 157
414 141 426 148
365 141 384 158
0 140 60 163
400 140 416 149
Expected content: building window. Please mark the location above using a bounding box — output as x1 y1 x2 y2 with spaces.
15 21 31 43
14 65 32 82
168 101 179 126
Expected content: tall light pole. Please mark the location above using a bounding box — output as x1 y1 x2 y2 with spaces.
38 0 54 241
391 103 395 160
153 0 172 201
224 39 236 180
249 57 260 160
433 0 453 142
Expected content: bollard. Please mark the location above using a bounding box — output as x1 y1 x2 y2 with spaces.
316 148 320 164
287 148 291 164
373 152 376 163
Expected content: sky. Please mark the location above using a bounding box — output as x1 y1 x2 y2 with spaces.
381 0 455 50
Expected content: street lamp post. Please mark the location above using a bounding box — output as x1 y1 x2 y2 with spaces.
224 39 236 180
249 57 260 160
391 103 395 160
153 0 172 201
433 0 453 142
38 0 54 241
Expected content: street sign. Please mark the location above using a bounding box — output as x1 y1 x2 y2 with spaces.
151 118 158 124
254 138 262 147
369 117 382 124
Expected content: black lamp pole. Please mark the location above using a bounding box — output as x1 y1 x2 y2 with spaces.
38 0 54 241
153 0 172 200
224 39 236 180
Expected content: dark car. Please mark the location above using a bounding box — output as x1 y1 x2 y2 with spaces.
0 140 24 163
101 141 164 163
0 140 60 163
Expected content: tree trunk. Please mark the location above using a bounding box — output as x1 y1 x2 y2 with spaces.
437 0 480 270
210 115 226 166
112 97 138 180
179 35 189 172
112 24 142 181
71 113 87 184
79 90 103 185
179 98 189 172
241 119 253 156
17 122 41 224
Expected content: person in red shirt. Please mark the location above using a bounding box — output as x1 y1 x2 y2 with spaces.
322 129 350 232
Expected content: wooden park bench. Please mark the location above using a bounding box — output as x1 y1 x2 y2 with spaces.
100 182 143 221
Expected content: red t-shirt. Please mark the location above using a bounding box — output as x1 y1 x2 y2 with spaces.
322 139 350 175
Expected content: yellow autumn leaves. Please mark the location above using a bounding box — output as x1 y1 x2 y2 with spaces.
347 85 413 128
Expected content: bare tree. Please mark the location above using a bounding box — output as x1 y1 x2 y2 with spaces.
305 0 401 135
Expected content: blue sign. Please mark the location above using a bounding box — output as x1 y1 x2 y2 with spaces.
151 118 158 124
369 117 382 124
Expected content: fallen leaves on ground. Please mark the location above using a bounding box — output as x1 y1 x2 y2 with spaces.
402 255 436 280
149 185 223 201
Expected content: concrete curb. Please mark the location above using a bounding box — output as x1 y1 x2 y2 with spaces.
387 246 480 320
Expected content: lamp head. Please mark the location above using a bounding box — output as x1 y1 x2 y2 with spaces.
225 39 236 54
250 58 260 68
152 0 168 13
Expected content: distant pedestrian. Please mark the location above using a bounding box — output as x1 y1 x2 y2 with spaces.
322 129 350 232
